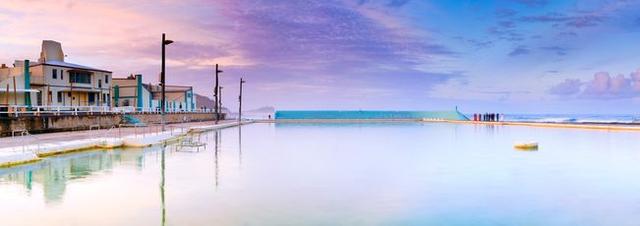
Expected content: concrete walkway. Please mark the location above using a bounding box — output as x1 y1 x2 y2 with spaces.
0 120 248 167
0 120 237 149
441 120 640 132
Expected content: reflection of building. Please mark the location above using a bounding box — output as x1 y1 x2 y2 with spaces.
0 149 148 203
113 74 196 112
0 40 112 108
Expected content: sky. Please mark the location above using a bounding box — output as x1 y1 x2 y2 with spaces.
1 0 640 114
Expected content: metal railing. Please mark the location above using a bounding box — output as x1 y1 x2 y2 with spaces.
0 105 217 117
13 130 42 154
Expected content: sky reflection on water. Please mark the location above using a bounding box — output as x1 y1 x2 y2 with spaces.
2 123 640 225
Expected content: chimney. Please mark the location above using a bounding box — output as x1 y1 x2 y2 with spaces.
39 40 65 63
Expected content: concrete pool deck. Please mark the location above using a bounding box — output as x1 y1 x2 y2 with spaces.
445 120 640 132
0 120 250 167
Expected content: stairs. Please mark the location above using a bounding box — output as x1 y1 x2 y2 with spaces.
122 114 145 126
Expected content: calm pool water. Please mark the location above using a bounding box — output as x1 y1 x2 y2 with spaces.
2 122 640 225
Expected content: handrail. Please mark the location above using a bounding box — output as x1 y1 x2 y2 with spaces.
15 130 42 154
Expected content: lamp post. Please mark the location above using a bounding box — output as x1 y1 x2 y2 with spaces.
218 86 223 114
161 33 173 131
238 78 245 123
214 64 223 124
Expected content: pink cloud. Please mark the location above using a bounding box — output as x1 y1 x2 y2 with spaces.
550 69 640 99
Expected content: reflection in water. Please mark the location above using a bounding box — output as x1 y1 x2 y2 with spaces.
0 150 141 203
160 144 166 226
238 126 243 169
4 123 640 225
214 130 220 189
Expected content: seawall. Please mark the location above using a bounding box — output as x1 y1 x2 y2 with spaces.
0 113 223 137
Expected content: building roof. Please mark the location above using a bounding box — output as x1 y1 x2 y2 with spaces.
31 60 112 73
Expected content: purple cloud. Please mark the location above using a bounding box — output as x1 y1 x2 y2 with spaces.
540 46 569 56
520 12 606 28
548 79 582 95
221 0 453 68
495 8 517 18
549 69 640 99
386 0 411 7
511 0 548 7
487 26 524 42
582 72 634 98
499 20 516 28
509 45 530 56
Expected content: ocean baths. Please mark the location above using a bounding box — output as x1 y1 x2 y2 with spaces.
2 122 640 225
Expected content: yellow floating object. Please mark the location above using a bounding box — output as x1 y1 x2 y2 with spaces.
514 142 538 150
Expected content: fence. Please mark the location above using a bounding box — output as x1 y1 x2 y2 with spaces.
0 105 217 117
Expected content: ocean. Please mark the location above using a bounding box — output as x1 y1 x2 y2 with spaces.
498 114 640 124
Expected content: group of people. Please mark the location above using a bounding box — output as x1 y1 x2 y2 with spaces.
473 113 502 122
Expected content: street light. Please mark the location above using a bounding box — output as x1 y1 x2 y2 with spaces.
218 86 223 112
214 64 223 124
161 33 173 131
238 78 246 123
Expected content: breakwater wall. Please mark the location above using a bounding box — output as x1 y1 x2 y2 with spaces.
275 110 470 121
0 113 223 137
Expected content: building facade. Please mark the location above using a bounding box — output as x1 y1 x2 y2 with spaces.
2 40 203 113
0 40 112 108
112 74 196 112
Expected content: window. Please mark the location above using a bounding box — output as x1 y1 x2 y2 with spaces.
57 92 62 103
52 69 57 79
88 93 95 104
36 92 42 106
105 75 109 83
69 71 91 84
98 80 102 88
61 70 64 80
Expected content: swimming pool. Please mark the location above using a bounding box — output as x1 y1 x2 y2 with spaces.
1 122 640 225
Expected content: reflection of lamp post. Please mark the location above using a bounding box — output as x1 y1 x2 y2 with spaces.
161 33 174 131
160 144 167 226
238 78 246 123
214 130 220 188
214 64 223 124
238 126 242 169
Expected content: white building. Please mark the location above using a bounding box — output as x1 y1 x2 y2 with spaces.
0 40 112 109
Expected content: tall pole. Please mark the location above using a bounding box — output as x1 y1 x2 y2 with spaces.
214 64 222 124
160 34 173 130
219 86 223 111
161 33 166 131
238 78 245 123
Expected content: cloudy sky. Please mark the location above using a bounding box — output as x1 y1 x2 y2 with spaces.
1 0 639 113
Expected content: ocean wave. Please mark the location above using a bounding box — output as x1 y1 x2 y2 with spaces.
505 115 639 124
